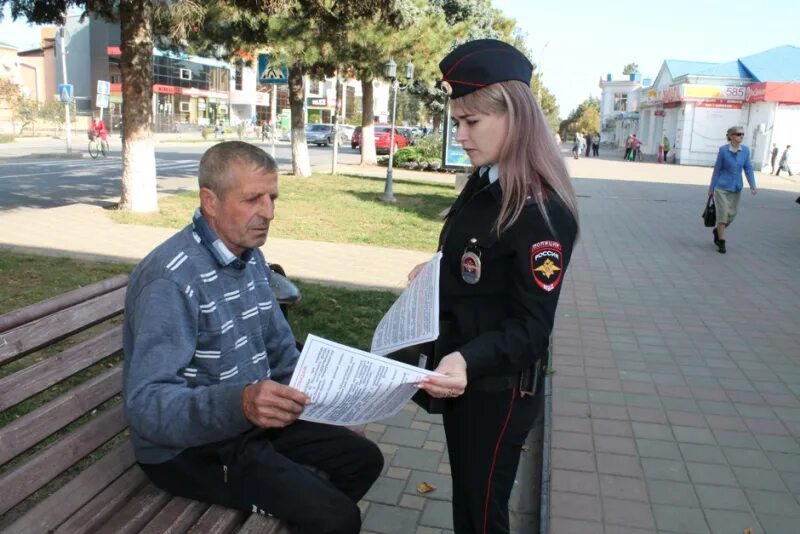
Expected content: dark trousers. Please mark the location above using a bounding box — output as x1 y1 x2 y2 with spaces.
140 421 383 534
443 387 539 534
592 143 599 156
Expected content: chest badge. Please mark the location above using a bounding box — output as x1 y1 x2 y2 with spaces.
461 238 482 285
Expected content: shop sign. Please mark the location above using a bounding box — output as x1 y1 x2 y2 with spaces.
106 46 121 56
662 85 682 103
307 97 329 107
654 110 665 116
154 84 178 94
696 99 743 109
683 85 746 101
746 82 800 104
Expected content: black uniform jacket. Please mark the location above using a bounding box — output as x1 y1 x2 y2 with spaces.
435 170 578 392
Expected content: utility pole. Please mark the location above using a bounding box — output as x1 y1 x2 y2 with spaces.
58 26 72 154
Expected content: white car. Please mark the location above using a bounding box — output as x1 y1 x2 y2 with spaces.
339 125 356 145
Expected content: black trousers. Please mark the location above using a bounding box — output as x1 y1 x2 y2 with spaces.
443 387 539 534
140 421 383 534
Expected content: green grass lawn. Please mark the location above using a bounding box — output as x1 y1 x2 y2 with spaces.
108 173 456 252
0 252 395 351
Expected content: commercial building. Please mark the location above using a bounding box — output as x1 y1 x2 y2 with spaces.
601 45 800 170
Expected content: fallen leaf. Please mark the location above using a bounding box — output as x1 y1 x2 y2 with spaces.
417 481 436 494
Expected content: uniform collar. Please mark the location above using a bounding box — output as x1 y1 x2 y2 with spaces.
728 143 742 153
479 165 500 184
192 208 252 270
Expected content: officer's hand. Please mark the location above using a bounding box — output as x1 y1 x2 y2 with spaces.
708 191 713 198
242 381 310 428
419 352 468 399
751 187 758 195
407 262 427 285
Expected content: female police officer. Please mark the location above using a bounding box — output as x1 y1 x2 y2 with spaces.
412 39 579 533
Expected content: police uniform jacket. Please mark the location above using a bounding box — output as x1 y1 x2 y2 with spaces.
435 169 577 393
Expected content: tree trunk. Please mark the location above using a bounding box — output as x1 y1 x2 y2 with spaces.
118 0 158 212
432 113 441 134
360 77 376 165
288 63 310 177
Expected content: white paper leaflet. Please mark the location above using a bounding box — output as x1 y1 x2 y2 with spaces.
290 334 438 426
370 252 441 356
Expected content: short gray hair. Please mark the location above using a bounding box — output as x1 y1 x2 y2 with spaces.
198 141 277 197
726 126 744 136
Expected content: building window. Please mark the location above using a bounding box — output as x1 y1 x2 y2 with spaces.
614 92 628 112
110 74 121 84
235 63 243 91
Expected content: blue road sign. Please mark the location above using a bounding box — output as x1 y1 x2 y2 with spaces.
58 83 74 104
258 54 288 84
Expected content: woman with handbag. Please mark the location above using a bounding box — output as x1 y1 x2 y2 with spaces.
708 126 757 254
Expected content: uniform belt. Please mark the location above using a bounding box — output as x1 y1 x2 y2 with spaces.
519 360 543 397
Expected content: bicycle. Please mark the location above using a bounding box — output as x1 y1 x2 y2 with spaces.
88 132 109 159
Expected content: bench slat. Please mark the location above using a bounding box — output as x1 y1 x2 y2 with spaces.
187 506 248 534
0 327 122 412
0 274 128 332
0 366 122 466
54 462 147 534
139 497 210 534
237 513 292 534
0 286 126 365
94 482 172 534
6 442 138 534
0 403 127 515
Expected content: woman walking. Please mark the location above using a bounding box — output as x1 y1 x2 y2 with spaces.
410 39 579 533
708 126 757 254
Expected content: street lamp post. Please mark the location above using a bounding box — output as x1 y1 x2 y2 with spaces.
381 59 414 203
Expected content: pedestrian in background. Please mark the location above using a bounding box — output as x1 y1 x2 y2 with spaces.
584 130 592 157
770 143 779 173
708 126 757 254
410 38 579 534
663 135 671 163
592 132 600 157
624 134 634 160
775 145 793 176
572 132 581 159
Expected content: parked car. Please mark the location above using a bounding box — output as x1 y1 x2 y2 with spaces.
350 125 409 153
305 123 335 146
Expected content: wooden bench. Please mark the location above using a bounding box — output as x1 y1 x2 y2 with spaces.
0 275 290 533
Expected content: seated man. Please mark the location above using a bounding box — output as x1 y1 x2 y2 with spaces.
123 141 383 534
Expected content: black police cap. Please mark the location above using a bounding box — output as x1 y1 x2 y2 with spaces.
439 39 533 99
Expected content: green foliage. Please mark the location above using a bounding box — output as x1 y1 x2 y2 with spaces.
0 133 15 143
393 147 421 165
109 173 457 251
38 101 67 126
623 63 639 75
562 97 601 136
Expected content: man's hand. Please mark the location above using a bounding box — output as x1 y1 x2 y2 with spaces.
419 352 468 399
407 262 427 285
708 191 714 197
242 381 310 428
751 187 758 195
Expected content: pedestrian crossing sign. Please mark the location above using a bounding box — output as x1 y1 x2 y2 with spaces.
258 54 288 84
58 84 74 104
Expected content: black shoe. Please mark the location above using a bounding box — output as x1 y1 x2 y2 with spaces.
717 240 726 254
712 228 719 245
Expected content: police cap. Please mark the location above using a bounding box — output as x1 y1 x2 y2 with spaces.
439 39 533 99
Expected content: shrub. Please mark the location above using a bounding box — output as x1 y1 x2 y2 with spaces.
0 133 14 143
393 147 421 165
414 134 443 162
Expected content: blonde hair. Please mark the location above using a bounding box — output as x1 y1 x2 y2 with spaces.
453 80 578 235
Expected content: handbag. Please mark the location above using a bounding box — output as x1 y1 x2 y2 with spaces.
702 197 716 227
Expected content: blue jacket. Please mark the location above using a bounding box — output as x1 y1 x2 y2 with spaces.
709 144 756 193
123 210 298 464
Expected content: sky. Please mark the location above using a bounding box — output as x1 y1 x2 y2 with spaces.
3 2 800 118
493 0 800 117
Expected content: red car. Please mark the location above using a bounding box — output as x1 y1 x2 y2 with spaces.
351 125 409 153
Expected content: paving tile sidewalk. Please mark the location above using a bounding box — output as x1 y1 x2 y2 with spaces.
1 156 799 533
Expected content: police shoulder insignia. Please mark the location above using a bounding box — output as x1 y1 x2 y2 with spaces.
530 241 563 292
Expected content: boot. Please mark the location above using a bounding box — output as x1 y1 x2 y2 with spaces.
712 228 719 245
717 239 726 254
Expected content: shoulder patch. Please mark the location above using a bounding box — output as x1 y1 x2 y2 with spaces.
530 241 563 292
